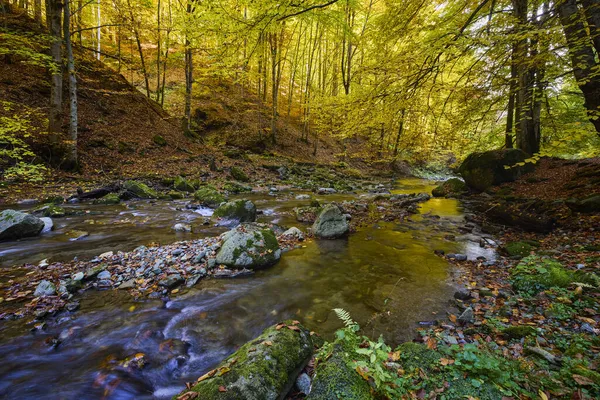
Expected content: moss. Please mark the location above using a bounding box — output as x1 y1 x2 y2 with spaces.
194 187 226 207
504 241 539 257
175 321 312 400
214 200 256 222
511 257 575 295
310 337 374 400
431 178 467 197
42 195 64 204
397 342 441 370
230 166 250 182
223 181 252 194
93 193 120 205
152 134 167 146
168 191 184 200
43 205 66 218
174 176 196 192
502 325 537 339
123 180 159 199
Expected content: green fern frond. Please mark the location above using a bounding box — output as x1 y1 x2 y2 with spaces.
333 308 358 330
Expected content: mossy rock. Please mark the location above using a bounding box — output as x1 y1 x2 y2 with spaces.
42 195 64 205
93 193 121 205
503 240 539 257
174 321 313 400
223 181 252 194
502 325 537 339
43 205 66 218
458 149 534 191
432 178 467 198
168 191 184 200
194 186 226 207
0 209 45 241
230 166 250 182
122 180 159 199
174 176 196 193
214 200 257 223
567 195 600 213
309 340 374 400
511 257 575 295
215 223 281 269
153 134 167 146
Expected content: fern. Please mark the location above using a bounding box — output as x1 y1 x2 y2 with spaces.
333 308 359 331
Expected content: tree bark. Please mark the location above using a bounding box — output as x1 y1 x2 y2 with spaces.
64 0 78 169
48 0 63 141
557 0 600 136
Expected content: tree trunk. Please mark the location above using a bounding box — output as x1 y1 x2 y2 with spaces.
557 0 600 136
48 0 63 141
34 0 41 22
64 0 78 169
155 0 161 102
512 0 538 155
505 42 517 149
127 0 150 98
96 0 101 61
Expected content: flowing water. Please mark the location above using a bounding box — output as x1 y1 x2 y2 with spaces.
0 179 494 399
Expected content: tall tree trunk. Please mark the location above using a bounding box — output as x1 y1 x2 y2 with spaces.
393 109 405 156
505 42 517 149
48 0 63 142
127 0 150 98
34 0 41 22
64 0 78 169
512 0 537 155
155 0 161 102
557 0 600 136
580 0 600 54
96 0 101 60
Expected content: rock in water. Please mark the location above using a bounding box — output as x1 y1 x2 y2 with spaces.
174 176 196 193
432 178 467 197
34 280 56 297
281 227 305 241
0 210 45 241
193 186 226 207
175 321 313 400
312 204 349 239
458 149 533 191
122 180 158 199
216 223 281 269
172 223 192 233
213 200 257 224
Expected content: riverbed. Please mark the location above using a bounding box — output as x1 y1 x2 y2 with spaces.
0 178 494 399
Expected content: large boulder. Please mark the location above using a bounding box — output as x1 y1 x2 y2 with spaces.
122 180 158 199
194 186 226 207
432 178 467 198
175 321 313 400
216 223 281 269
0 210 45 241
214 200 257 224
458 149 534 191
230 166 250 182
312 204 349 239
174 176 196 193
567 195 600 213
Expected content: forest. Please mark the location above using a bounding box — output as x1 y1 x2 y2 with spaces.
0 0 600 399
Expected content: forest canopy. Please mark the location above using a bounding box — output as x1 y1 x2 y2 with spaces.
3 0 600 173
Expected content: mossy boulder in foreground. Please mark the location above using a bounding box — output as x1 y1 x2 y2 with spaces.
214 200 257 224
0 210 45 241
458 149 533 191
193 186 226 207
174 321 313 400
216 223 281 269
309 336 374 399
122 180 158 199
432 178 467 197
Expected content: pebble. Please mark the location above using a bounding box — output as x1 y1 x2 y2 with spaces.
296 372 311 395
72 272 84 281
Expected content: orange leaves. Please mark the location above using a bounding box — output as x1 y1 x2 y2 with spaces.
439 358 454 366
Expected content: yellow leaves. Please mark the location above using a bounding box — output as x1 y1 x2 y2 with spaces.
439 358 454 366
388 351 401 362
538 390 549 400
196 368 217 382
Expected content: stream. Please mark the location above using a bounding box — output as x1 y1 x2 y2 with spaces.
0 178 495 399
